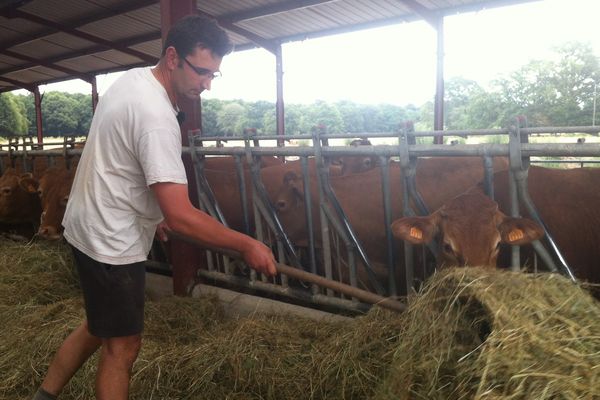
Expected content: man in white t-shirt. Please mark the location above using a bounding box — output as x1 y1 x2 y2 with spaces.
33 15 277 400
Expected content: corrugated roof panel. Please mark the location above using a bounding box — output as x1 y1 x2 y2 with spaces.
79 13 158 42
0 54 24 68
21 0 101 23
86 49 146 66
198 0 276 17
129 40 162 58
9 39 77 60
122 4 161 27
58 55 122 72
0 16 47 43
36 32 97 52
10 66 64 82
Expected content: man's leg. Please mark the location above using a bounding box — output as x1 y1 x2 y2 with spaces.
95 334 142 400
38 320 101 396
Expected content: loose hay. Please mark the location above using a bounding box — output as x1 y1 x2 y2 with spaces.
377 267 600 400
0 240 80 306
2 239 599 400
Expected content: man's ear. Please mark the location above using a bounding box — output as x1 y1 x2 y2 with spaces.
164 46 179 70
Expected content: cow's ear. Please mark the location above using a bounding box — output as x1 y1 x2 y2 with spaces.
391 215 438 245
19 177 39 194
499 217 544 245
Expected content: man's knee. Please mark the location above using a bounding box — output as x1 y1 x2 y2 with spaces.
101 335 142 367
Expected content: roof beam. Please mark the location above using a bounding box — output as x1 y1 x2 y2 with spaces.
196 9 278 54
0 74 34 90
393 0 438 27
220 0 337 23
0 31 160 76
1 9 156 63
3 49 94 82
0 0 157 52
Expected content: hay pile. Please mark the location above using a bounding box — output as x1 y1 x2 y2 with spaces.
0 240 402 400
0 240 80 305
377 267 600 400
1 240 599 400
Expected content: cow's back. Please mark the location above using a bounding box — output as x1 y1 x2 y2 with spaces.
493 166 600 285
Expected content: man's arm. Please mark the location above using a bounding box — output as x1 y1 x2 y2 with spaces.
151 182 277 276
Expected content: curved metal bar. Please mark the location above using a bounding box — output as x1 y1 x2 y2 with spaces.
312 129 385 295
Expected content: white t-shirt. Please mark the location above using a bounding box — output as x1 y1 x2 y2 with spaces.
63 67 188 265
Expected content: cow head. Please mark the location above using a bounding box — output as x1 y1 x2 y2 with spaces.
0 168 41 225
339 139 379 175
391 191 544 267
36 167 75 240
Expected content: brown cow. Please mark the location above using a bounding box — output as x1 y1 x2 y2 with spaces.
391 190 544 267
267 157 509 289
338 138 381 175
203 155 282 171
0 168 41 235
493 166 600 288
392 166 600 294
36 166 75 240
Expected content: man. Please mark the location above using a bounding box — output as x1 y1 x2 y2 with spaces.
33 15 277 400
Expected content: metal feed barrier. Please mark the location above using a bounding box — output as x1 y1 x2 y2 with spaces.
1 121 599 312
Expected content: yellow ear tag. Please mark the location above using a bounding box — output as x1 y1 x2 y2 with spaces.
508 228 524 242
409 227 423 240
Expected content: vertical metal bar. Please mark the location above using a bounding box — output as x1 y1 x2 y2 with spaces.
234 155 250 235
187 132 215 272
312 127 334 296
508 122 521 271
275 44 285 144
483 154 494 200
379 156 396 297
398 125 414 295
433 16 445 139
508 170 520 271
301 156 319 295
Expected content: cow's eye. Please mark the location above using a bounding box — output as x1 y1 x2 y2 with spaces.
443 242 453 254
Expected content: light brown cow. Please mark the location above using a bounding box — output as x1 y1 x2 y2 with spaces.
338 138 380 175
0 168 41 237
268 157 509 289
391 190 544 267
203 155 283 171
36 166 75 240
392 165 600 296
493 166 600 290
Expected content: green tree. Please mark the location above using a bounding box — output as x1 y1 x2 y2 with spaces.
0 93 28 136
480 41 600 127
244 100 273 133
335 101 365 133
216 101 248 136
444 77 485 129
303 100 344 133
201 98 225 136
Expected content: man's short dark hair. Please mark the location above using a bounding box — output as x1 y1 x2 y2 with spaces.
162 15 233 58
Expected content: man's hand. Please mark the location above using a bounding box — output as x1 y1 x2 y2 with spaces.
241 239 277 277
155 220 171 242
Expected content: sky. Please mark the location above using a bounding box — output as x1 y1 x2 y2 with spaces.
32 0 600 107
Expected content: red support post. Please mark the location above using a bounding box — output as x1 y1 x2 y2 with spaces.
33 86 43 145
159 0 204 295
91 76 99 113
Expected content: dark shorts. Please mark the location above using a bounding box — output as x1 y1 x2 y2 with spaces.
70 245 146 338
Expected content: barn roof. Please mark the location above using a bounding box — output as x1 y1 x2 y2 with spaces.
0 0 539 94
